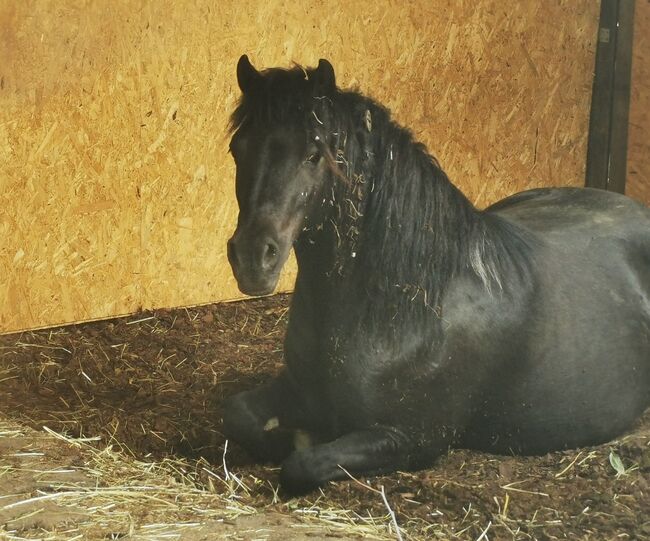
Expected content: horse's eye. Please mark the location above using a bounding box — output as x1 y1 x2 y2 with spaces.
305 152 321 166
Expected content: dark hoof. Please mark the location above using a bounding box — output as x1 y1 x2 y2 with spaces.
280 450 322 496
222 393 294 464
221 393 249 442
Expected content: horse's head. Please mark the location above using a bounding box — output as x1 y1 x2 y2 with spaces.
227 55 337 296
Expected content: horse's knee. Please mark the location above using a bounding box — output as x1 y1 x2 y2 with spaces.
279 427 415 494
280 448 324 495
280 440 365 495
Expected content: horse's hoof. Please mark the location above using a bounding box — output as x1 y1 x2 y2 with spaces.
280 450 321 496
221 393 248 442
222 393 295 463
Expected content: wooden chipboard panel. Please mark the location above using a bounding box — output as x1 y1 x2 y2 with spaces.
627 0 650 205
0 0 599 334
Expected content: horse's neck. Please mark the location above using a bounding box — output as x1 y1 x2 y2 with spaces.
297 99 531 306
295 147 484 305
353 137 484 291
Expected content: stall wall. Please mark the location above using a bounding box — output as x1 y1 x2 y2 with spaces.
627 0 650 205
0 0 599 334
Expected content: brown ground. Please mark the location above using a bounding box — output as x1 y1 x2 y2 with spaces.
1 293 649 540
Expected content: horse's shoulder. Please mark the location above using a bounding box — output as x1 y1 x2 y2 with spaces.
442 275 533 340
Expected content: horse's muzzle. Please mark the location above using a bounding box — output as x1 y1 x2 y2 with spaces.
227 232 284 296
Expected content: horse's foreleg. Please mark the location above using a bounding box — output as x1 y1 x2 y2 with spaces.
279 426 414 495
222 372 313 463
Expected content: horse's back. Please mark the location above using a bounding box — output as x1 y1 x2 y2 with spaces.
487 187 650 308
487 187 650 239
465 187 650 454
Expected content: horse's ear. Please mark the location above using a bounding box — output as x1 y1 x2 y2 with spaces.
237 54 261 94
311 58 336 95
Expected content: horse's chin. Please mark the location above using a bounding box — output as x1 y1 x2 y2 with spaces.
228 234 293 297
236 276 280 297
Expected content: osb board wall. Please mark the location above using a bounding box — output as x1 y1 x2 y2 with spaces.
627 0 650 205
0 0 599 334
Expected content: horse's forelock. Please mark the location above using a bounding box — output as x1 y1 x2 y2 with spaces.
229 64 321 134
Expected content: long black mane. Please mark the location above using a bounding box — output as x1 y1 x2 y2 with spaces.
230 65 534 315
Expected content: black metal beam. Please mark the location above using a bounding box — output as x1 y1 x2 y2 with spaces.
585 0 635 193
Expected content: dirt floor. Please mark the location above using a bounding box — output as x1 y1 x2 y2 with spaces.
1 293 649 540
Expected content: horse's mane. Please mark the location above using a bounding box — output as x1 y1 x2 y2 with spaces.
230 65 534 317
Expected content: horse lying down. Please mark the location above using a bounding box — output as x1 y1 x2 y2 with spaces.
222 55 650 495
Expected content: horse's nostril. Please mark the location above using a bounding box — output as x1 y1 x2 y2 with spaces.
262 241 279 270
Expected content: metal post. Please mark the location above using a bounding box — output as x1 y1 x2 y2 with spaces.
585 0 635 193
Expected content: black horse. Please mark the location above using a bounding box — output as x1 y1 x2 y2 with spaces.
223 55 650 495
